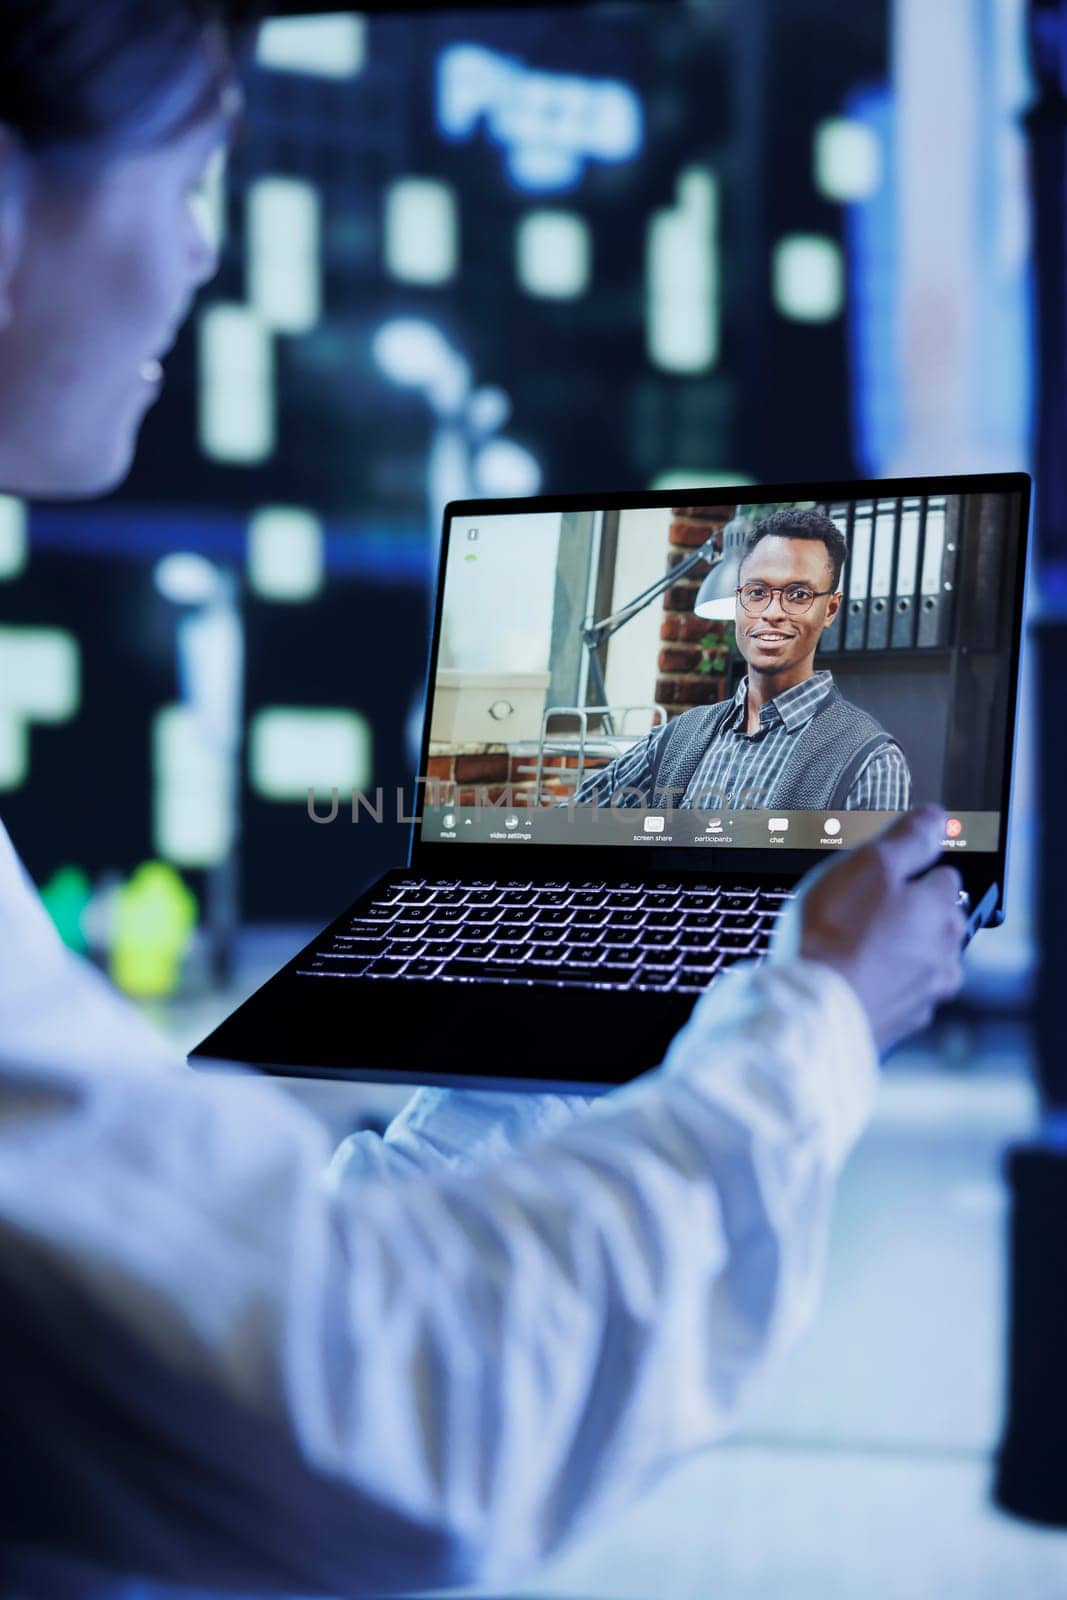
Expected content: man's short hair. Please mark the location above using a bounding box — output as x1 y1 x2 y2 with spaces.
740 508 848 590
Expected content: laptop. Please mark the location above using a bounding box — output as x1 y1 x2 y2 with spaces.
190 470 1031 1092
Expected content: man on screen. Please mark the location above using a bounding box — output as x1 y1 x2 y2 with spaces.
573 508 912 813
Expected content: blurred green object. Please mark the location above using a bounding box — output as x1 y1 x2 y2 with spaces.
698 621 736 676
110 861 199 999
39 865 92 954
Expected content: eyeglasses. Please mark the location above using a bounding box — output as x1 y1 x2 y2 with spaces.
736 582 837 616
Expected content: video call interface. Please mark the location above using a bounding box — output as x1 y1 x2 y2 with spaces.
420 488 1024 854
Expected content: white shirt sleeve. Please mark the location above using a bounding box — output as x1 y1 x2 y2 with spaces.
327 1085 605 1188
0 920 877 1599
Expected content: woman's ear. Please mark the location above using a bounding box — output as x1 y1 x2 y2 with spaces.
0 126 27 331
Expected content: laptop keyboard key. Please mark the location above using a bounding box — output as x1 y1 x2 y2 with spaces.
405 958 443 978
681 957 723 978
560 942 604 961
527 943 565 963
564 964 615 983
439 959 547 983
330 938 386 957
599 960 640 980
633 969 678 990
296 966 363 979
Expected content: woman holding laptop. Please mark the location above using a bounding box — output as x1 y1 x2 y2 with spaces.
0 4 965 1594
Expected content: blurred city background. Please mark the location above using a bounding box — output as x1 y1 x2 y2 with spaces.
2 2 1064 1594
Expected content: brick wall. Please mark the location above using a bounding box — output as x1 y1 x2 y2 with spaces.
656 504 736 720
426 748 612 806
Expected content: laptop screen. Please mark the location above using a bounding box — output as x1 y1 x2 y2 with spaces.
418 478 1028 858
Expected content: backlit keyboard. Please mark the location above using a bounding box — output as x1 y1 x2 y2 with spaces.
295 879 796 995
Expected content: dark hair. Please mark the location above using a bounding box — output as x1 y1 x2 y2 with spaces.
740 507 849 590
0 2 255 159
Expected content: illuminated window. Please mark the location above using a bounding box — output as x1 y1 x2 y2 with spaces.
773 235 844 322
257 15 365 78
0 497 26 581
814 117 883 203
473 440 542 497
0 716 27 790
516 211 590 299
250 708 372 801
153 705 234 867
199 305 276 463
247 178 322 335
647 169 718 373
249 507 324 602
372 319 467 409
650 471 756 491
0 627 80 720
0 627 80 791
155 553 222 606
384 179 459 285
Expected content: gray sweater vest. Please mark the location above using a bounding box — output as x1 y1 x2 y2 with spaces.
648 683 900 811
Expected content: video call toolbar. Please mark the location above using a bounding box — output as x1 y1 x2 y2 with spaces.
421 806 999 852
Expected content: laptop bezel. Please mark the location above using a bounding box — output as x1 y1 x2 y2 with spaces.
409 470 1031 911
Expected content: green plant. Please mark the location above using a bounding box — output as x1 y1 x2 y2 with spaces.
698 622 735 675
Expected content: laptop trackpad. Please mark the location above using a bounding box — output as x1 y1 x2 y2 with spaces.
190 974 700 1091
